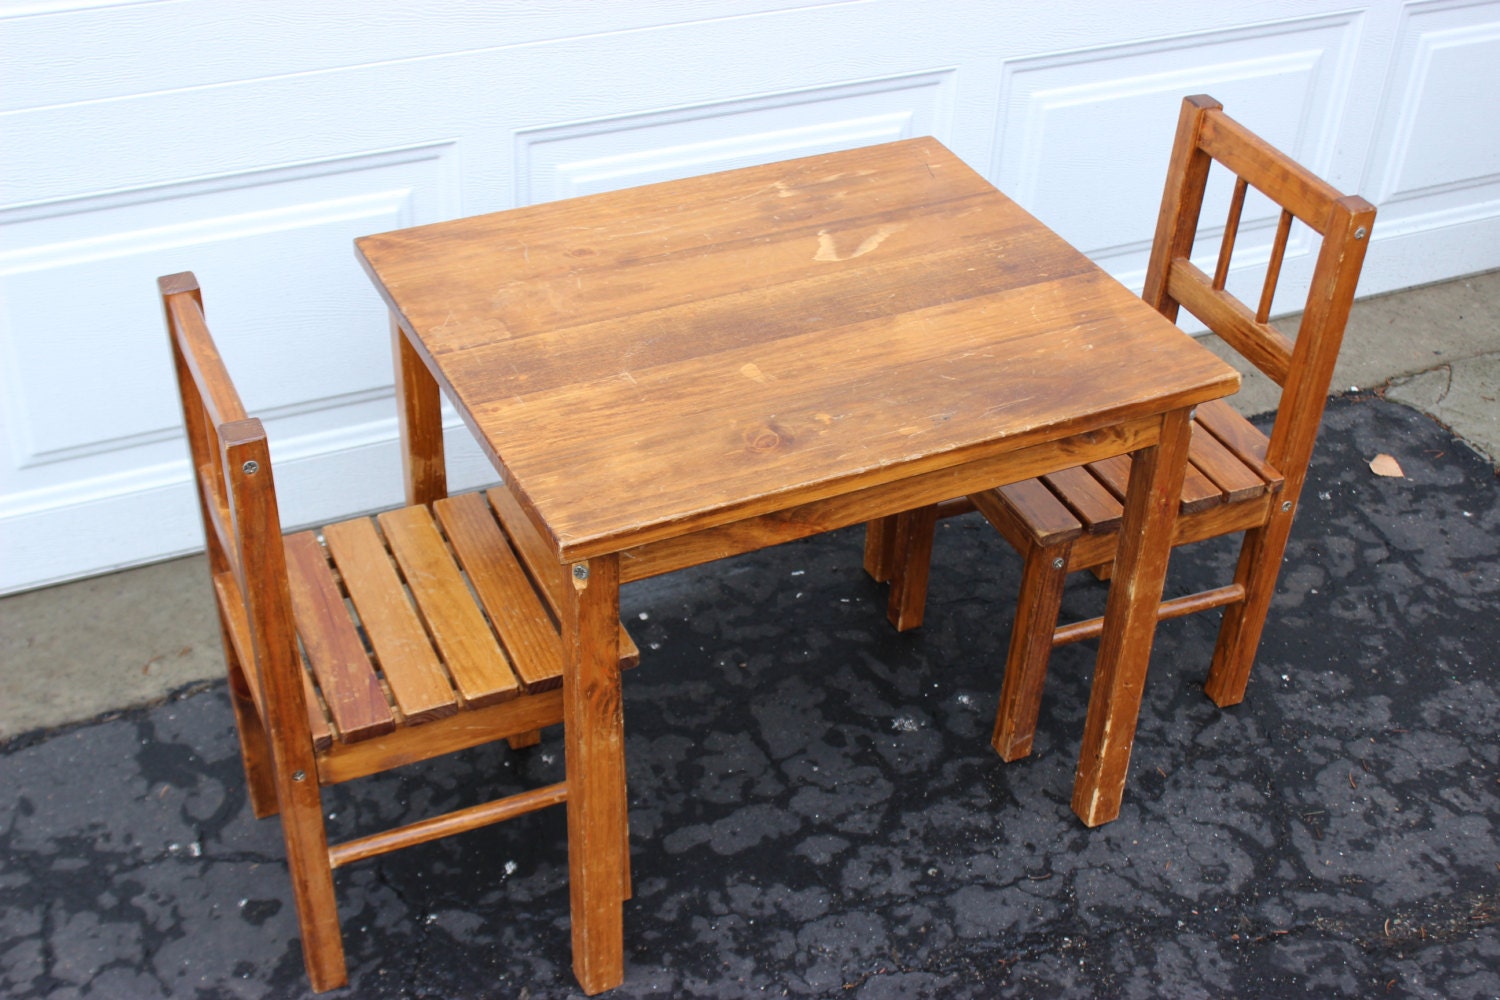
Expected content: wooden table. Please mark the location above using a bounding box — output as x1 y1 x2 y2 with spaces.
355 138 1239 994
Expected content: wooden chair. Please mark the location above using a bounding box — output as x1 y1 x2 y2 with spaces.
161 272 638 992
869 95 1375 760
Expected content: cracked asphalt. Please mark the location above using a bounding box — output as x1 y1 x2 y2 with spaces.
2 395 1496 998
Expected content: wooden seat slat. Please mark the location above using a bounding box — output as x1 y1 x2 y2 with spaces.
1194 399 1282 489
434 492 565 693
1086 450 1223 515
322 517 458 725
1085 454 1132 501
1041 465 1122 533
379 505 522 709
991 479 1081 547
1006 408 1278 549
486 483 569 620
1178 458 1229 512
283 531 396 743
300 665 335 751
1187 416 1273 502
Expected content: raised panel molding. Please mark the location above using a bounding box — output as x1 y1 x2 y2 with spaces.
515 71 957 205
0 143 455 468
0 143 461 592
1367 0 1500 228
995 12 1362 300
0 421 498 594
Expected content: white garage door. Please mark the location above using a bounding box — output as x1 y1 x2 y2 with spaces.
3 0 1498 593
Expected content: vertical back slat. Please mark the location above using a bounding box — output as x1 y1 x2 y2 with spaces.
162 276 228 579
1213 176 1248 291
1197 111 1342 233
1257 208 1293 324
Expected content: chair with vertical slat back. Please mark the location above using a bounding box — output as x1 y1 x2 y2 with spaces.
160 272 638 992
868 95 1374 763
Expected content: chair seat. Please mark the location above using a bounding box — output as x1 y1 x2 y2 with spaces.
218 487 639 757
980 399 1285 562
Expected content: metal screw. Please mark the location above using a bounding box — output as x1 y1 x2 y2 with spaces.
292 770 305 782
1354 227 1367 240
1282 501 1293 512
241 460 259 476
572 565 589 581
1051 557 1066 570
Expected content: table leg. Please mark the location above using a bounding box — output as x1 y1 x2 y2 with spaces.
862 516 899 582
391 314 446 506
562 554 627 994
1071 406 1194 827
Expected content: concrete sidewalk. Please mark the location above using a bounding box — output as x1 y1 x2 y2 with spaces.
1 269 1497 742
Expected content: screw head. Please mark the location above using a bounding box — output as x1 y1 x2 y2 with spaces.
292 770 306 782
1282 500 1293 512
1354 227 1367 240
241 460 259 475
1051 557 1066 570
572 565 589 581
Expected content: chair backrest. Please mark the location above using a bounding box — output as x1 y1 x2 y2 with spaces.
161 272 314 757
1141 95 1376 496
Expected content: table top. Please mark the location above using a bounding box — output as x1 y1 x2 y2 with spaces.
356 138 1238 562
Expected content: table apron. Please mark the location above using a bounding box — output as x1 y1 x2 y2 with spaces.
618 410 1168 584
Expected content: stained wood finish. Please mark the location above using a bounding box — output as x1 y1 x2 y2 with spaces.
885 506 938 631
392 316 445 507
563 554 628 994
872 97 1373 822
162 274 635 994
357 140 1235 564
378 505 520 708
323 516 459 725
1072 407 1196 825
282 532 395 742
356 138 1239 991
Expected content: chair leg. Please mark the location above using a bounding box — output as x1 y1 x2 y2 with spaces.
275 766 347 992
1204 508 1296 708
992 539 1072 761
507 730 542 750
621 812 633 903
217 618 279 819
884 506 939 631
228 685 280 819
863 516 899 583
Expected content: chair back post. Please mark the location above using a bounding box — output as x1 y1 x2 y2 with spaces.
160 273 318 785
1263 192 1376 491
1141 94 1222 321
220 424 319 779
162 275 232 580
